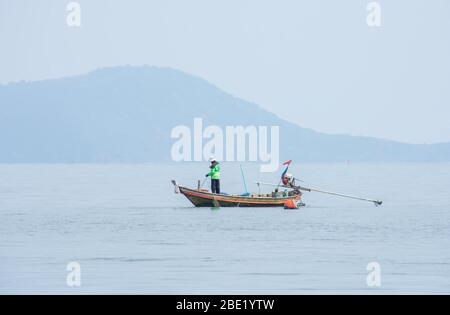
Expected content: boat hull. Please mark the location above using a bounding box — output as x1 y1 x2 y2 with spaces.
178 186 303 208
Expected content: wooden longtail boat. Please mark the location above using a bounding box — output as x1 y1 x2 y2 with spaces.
172 181 304 208
171 160 382 208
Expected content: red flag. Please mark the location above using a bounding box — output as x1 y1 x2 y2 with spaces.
282 160 292 166
281 160 292 180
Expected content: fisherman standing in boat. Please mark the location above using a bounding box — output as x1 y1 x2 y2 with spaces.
205 157 221 194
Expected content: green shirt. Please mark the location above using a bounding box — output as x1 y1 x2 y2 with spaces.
208 164 221 179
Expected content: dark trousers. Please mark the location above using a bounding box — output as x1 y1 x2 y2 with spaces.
211 179 220 194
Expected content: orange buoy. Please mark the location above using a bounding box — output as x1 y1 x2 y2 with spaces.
284 199 299 209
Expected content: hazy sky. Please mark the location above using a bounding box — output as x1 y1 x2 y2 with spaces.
1 0 449 144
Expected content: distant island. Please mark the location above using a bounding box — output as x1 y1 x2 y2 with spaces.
1 65 449 163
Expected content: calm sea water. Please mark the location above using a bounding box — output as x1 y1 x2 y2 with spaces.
0 163 449 294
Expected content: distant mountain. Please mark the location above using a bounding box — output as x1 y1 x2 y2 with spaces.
1 66 449 163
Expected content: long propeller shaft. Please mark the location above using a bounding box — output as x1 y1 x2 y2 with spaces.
255 182 382 206
298 185 382 206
